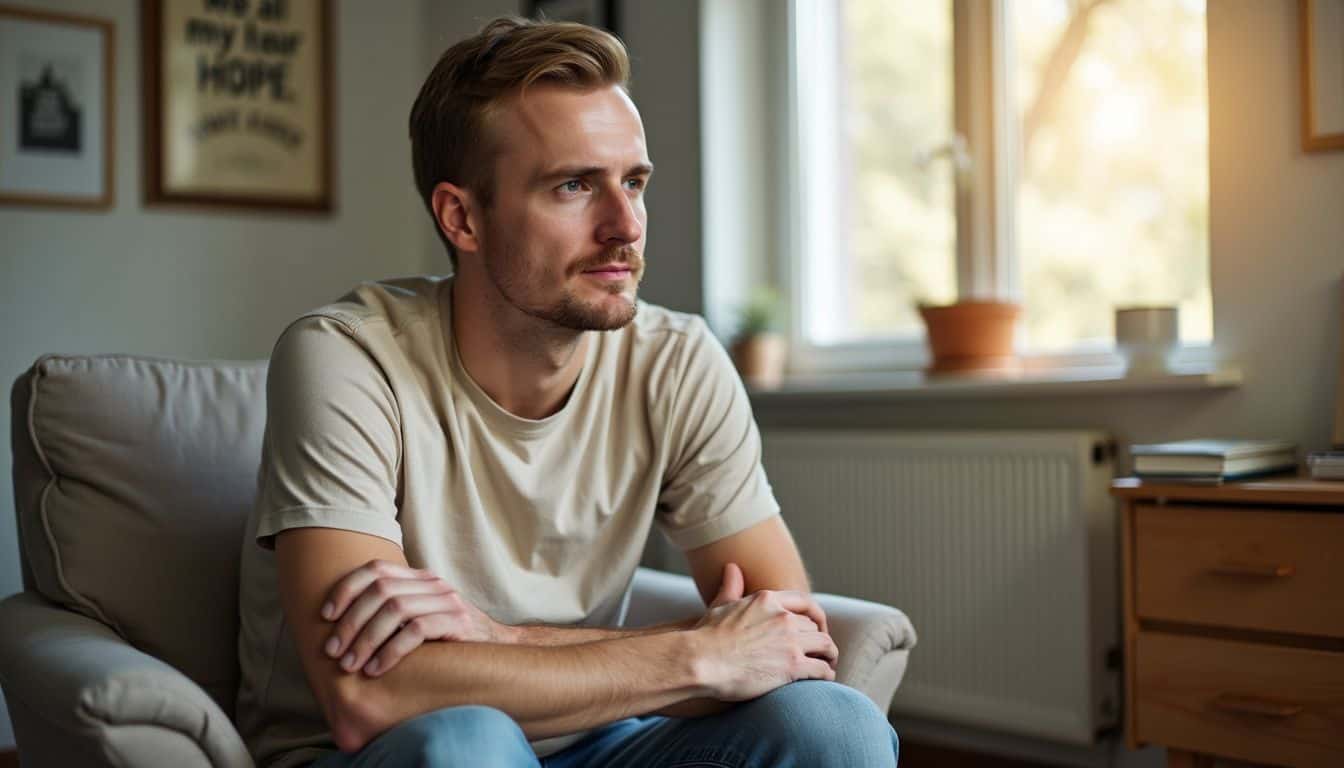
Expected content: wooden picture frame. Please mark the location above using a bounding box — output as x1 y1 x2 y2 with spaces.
1336 280 1344 447
1301 0 1344 152
142 0 333 211
0 5 114 208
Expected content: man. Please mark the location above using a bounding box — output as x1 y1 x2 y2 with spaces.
236 16 899 767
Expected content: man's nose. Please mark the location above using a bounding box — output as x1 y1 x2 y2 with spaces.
597 187 643 245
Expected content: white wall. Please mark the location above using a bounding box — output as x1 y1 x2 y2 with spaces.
701 0 782 336
0 0 433 748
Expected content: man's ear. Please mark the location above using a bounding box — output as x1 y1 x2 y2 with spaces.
431 181 481 255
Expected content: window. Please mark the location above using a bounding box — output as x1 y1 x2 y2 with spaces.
785 0 1210 371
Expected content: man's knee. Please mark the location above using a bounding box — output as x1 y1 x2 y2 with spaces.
752 681 898 767
383 705 536 767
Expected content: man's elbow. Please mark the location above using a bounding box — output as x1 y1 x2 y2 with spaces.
324 674 388 753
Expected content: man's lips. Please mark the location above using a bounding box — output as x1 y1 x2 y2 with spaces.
582 265 635 280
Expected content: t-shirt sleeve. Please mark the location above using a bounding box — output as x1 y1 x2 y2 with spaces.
253 315 404 550
656 317 781 550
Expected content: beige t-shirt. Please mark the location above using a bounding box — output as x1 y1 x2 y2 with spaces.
236 275 780 767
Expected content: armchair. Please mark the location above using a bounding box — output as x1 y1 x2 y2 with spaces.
0 354 915 767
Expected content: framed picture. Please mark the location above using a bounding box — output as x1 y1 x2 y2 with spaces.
1301 0 1344 152
1336 280 1344 447
0 5 114 208
142 0 332 211
527 0 618 35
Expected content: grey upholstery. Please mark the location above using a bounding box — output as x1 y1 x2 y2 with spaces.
0 354 916 768
10 355 267 718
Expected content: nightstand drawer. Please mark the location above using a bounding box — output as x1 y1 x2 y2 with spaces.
1134 504 1344 638
1135 632 1344 767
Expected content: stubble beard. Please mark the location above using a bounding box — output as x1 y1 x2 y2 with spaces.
488 244 645 333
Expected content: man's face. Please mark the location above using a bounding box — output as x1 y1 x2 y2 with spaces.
473 84 651 332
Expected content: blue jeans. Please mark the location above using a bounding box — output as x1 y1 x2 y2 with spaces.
311 680 899 767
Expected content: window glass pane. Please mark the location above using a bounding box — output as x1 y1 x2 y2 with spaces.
809 0 955 345
1012 0 1210 350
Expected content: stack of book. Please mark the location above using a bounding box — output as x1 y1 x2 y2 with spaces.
1130 439 1299 483
1308 451 1344 480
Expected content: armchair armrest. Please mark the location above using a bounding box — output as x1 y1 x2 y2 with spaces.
626 567 917 711
0 591 253 768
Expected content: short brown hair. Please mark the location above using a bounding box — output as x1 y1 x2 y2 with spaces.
410 17 631 269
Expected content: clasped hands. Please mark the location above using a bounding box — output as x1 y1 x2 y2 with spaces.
318 560 838 695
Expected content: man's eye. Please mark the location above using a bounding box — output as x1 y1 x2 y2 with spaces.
624 178 645 191
560 180 584 194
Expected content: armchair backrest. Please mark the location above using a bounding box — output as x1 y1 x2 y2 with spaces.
10 355 268 718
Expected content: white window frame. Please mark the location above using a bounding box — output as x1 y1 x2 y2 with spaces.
781 0 1215 376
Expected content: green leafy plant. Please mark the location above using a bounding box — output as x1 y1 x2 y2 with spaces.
735 286 785 338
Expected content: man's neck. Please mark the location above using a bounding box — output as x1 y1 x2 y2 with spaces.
449 272 588 421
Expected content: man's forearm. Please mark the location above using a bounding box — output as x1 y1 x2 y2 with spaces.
335 629 708 751
510 616 698 646
505 620 738 719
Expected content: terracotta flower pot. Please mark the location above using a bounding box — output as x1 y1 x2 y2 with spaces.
731 333 788 389
918 301 1021 376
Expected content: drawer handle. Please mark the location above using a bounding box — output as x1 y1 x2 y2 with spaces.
1208 561 1295 578
1211 694 1304 718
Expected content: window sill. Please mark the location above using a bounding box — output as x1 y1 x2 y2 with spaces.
747 363 1242 403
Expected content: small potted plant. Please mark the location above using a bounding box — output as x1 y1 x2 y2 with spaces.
912 138 1021 376
917 296 1021 376
730 287 788 389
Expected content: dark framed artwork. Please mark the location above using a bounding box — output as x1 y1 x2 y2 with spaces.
527 0 619 35
1301 0 1344 152
0 5 114 208
142 0 333 211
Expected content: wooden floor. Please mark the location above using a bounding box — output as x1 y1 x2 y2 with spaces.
902 738 1062 767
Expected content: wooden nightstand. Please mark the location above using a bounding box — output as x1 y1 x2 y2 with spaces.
1111 477 1344 768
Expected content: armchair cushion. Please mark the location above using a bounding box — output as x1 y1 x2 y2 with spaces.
11 355 267 715
625 567 916 711
0 591 254 768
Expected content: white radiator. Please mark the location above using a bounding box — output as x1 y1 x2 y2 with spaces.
761 429 1119 745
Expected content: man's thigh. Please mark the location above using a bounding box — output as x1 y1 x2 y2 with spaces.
311 705 540 768
544 681 899 768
